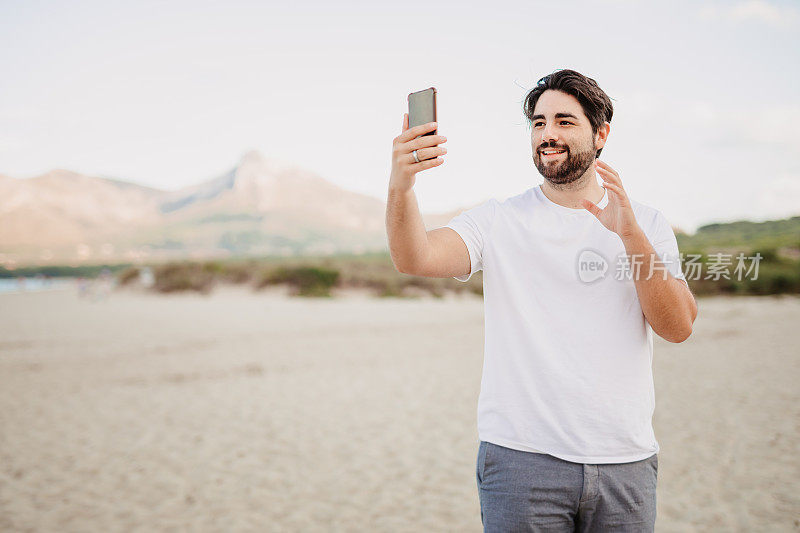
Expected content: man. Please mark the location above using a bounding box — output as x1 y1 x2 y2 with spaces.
385 69 697 532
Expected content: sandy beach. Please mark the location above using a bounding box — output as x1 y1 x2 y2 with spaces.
1 285 798 532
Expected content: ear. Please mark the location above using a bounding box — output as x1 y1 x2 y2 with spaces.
595 121 611 152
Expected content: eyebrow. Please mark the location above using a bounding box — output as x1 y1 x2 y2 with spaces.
531 112 579 121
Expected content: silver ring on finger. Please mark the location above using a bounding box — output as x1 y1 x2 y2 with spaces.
412 150 420 163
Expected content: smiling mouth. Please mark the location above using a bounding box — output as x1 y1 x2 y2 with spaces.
541 149 566 158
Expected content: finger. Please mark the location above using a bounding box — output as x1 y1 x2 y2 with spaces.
402 113 408 132
410 156 444 171
596 160 621 183
407 135 447 153
596 164 622 187
602 181 630 204
407 146 447 164
599 172 623 191
601 181 622 194
595 159 617 174
581 198 602 218
397 121 438 143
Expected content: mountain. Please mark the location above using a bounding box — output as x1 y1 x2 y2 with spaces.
0 170 163 251
0 151 468 266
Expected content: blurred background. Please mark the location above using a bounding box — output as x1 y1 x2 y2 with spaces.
1 1 798 531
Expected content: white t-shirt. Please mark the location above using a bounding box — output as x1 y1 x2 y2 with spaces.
445 184 686 464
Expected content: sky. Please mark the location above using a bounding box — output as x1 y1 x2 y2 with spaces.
1 0 799 233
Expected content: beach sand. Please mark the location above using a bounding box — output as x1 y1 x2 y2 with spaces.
0 286 798 532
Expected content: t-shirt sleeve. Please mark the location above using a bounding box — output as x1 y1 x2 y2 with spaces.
650 210 687 283
444 198 498 282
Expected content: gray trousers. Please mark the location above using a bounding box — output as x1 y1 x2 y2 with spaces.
476 441 658 532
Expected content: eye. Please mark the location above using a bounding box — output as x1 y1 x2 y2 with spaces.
533 121 573 127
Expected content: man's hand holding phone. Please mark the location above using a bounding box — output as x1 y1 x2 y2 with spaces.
389 113 447 194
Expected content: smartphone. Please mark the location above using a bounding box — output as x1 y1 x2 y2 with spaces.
408 87 437 137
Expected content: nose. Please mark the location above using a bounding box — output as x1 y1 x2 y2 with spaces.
540 122 559 147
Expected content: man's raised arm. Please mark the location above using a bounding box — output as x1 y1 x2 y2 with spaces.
385 114 447 274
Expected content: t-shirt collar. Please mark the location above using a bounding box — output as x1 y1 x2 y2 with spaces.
535 183 609 214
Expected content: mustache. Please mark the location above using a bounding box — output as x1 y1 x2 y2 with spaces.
539 143 568 152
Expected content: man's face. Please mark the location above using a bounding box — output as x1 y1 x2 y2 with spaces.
530 90 600 185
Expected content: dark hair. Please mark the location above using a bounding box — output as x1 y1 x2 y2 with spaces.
523 69 614 158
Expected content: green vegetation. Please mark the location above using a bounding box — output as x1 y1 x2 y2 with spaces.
101 255 483 297
0 263 132 279
151 262 216 294
256 266 340 297
676 216 800 253
672 215 800 296
5 215 799 298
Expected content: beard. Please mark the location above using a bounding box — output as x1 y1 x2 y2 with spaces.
533 138 596 186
